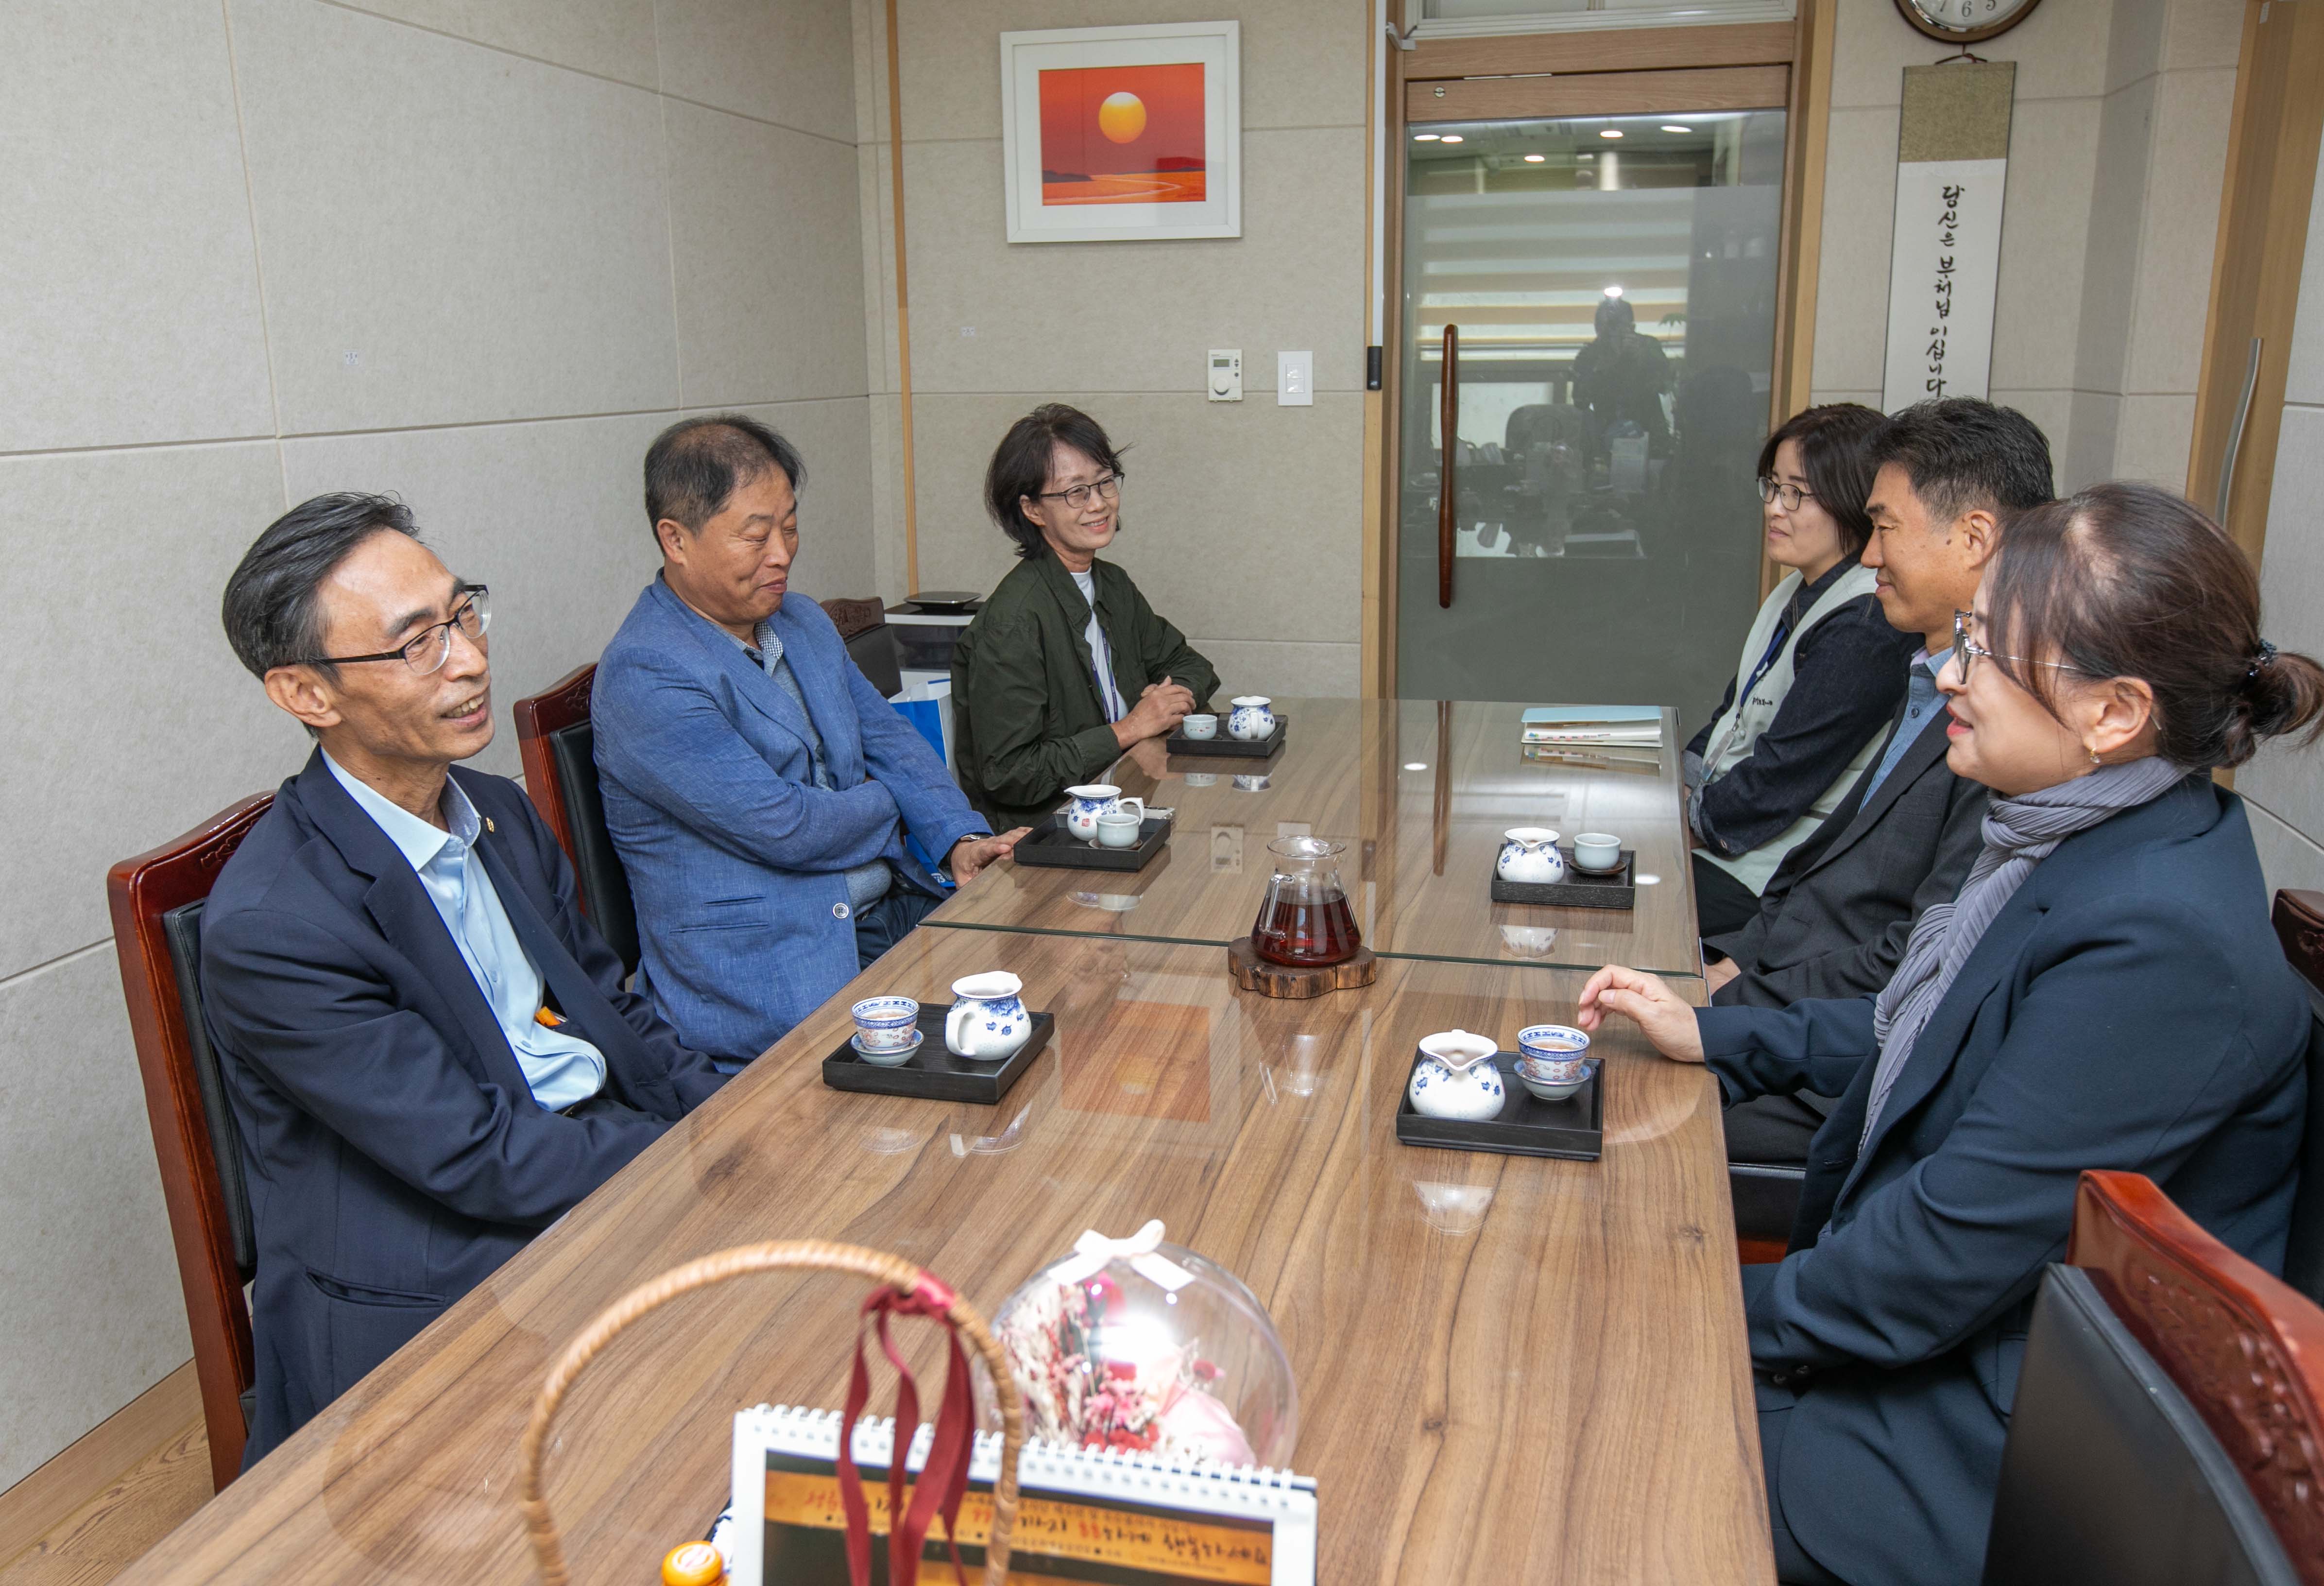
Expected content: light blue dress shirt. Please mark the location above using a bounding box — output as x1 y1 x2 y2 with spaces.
1857 646 1953 807
323 754 608 1110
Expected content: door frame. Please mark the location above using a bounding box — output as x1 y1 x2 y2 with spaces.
1360 2 1838 697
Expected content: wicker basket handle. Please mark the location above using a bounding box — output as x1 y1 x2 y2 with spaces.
517 1239 1024 1585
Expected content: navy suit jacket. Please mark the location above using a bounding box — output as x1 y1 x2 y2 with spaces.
1699 776 2308 1586
592 579 987 1061
200 754 727 1465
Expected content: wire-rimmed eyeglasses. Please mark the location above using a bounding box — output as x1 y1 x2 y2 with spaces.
1757 477 1816 512
1951 608 2087 685
301 585 490 676
1035 474 1124 512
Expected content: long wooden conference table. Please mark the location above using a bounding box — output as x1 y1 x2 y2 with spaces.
130 699 1771 1585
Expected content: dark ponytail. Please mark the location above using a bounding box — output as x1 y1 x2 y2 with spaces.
1982 483 2324 769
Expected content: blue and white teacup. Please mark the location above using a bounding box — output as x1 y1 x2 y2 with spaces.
1515 1023 1593 1099
1063 784 1144 842
1228 696 1276 741
852 996 920 1057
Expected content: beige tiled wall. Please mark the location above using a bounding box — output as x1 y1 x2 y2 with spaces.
853 0 1371 699
0 0 871 1493
1806 0 2238 497
2240 120 2324 892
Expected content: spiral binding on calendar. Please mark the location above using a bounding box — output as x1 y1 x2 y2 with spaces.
739 1403 1316 1493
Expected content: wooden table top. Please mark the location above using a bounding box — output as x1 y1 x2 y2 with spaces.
928 699 1706 981
131 928 1766 1586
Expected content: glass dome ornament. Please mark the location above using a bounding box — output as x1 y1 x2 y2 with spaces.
977 1221 1299 1468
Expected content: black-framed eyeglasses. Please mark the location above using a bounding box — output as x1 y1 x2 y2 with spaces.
1035 473 1123 511
301 586 490 676
1951 609 2086 685
1757 476 1815 512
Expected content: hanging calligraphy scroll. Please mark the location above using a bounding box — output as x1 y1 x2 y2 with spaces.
1880 61 2016 412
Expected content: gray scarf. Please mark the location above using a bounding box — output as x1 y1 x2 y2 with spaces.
1860 756 2185 1146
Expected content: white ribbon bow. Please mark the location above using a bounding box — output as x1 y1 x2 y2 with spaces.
1050 1219 1196 1293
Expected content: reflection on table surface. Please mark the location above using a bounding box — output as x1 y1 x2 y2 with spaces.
931 697 1706 979
131 928 1764 1586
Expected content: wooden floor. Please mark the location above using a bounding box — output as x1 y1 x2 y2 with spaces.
0 1419 210 1586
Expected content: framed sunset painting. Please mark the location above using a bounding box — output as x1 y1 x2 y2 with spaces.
999 21 1240 243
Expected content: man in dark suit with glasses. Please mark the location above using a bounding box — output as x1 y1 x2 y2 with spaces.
199 493 726 1465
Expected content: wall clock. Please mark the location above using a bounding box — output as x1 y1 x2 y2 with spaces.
1893 0 2043 43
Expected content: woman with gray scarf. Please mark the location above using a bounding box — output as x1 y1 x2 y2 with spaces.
1578 483 2324 1586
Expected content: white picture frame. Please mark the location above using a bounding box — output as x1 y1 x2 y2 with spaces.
998 20 1241 244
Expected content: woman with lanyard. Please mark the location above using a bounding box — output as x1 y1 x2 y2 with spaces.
950 404 1220 831
1576 483 2324 1586
1686 404 1921 937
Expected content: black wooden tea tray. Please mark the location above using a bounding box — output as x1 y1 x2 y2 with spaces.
1168 715 1287 759
1011 813 1171 872
1490 847 1636 909
1394 1052 1603 1161
821 1006 1053 1103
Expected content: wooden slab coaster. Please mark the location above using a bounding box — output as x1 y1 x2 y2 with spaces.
1226 938 1379 999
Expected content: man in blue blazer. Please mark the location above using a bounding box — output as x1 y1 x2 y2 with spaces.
203 495 728 1465
593 416 1027 1065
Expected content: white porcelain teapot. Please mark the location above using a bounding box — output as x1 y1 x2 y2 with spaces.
1228 696 1276 741
1064 784 1143 843
1406 1029 1507 1121
944 972 1031 1063
1496 827 1566 886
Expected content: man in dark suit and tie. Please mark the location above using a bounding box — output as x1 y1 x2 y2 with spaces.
201 494 727 1465
1710 399 2054 1164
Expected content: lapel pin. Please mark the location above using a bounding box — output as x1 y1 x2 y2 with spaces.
484 816 496 833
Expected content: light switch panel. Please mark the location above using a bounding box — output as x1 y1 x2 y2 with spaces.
1208 349 1242 401
1277 350 1314 407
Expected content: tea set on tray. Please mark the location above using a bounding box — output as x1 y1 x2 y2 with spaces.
1405 1025 1596 1120
1494 828 1624 885
848 972 1030 1066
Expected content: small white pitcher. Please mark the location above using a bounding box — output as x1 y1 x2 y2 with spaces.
1228 696 1276 741
945 972 1030 1063
1063 784 1144 843
1407 1029 1507 1121
1496 827 1566 886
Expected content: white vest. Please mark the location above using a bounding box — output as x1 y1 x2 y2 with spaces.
1695 563 1886 896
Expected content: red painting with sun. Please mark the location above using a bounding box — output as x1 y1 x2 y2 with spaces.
1036 62 1207 206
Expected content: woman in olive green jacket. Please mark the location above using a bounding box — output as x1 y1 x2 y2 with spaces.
950 405 1220 830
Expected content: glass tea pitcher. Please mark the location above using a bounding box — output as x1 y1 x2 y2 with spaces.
1250 837 1362 967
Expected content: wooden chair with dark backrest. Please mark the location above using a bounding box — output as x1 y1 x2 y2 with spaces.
1983 1169 2324 1586
511 664 640 974
106 794 274 1490
2272 888 2324 1307
821 594 903 699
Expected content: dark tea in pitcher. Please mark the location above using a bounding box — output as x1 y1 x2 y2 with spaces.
1251 893 1362 967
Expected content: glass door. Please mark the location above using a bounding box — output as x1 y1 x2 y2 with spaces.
1395 107 1787 726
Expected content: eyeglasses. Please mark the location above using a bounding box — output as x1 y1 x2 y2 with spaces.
1951 609 2087 685
302 586 490 676
1034 474 1123 511
1757 477 1816 512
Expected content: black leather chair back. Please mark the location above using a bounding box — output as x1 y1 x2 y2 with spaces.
1983 1265 2297 1586
546 716 641 973
160 900 255 1283
2274 890 2324 1306
846 623 904 699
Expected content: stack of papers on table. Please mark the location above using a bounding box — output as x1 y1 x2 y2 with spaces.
1520 706 1664 746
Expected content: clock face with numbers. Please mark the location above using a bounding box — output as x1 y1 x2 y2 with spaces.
1895 0 2042 42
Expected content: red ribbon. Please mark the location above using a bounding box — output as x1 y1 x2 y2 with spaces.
834 1274 975 1586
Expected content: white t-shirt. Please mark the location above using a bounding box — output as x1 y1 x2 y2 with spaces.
1071 568 1128 722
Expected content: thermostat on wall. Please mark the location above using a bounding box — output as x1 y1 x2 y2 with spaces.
1209 349 1242 401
